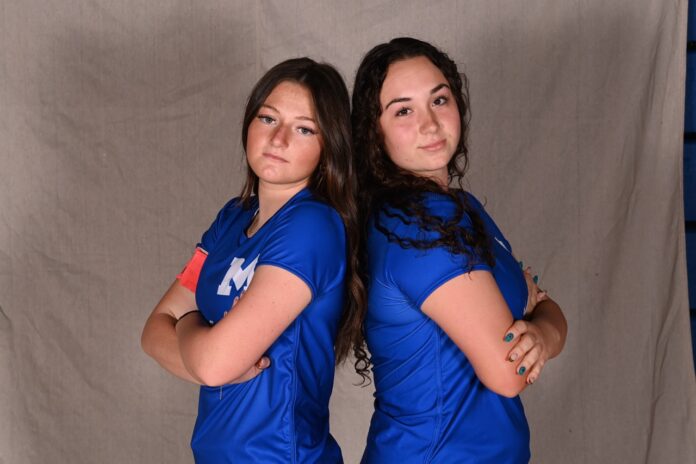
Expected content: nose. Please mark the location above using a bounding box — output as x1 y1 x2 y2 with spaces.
270 125 289 147
419 108 439 134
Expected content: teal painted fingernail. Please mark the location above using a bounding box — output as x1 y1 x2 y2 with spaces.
518 260 524 269
504 333 514 342
533 275 539 284
518 366 526 375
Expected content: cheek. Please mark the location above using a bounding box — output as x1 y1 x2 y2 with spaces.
298 141 322 171
446 110 461 137
245 123 262 152
383 124 414 158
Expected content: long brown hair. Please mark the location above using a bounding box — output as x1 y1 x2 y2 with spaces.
352 37 494 268
240 58 369 382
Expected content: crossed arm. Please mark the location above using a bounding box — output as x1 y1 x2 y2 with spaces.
141 265 310 386
143 258 565 393
422 270 567 398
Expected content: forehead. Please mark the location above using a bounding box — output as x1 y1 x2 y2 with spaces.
264 81 316 115
380 56 448 101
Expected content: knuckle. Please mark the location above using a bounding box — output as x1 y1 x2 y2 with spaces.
523 337 536 351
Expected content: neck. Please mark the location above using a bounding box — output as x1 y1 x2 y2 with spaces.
432 168 449 189
412 167 449 189
255 180 308 226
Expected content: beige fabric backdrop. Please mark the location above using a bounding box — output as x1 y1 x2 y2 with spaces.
1 1 694 462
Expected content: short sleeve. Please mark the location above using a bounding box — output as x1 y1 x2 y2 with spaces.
258 202 346 298
380 195 492 309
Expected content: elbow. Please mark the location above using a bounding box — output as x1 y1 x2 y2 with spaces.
476 369 527 398
190 366 224 387
140 313 175 359
140 325 155 358
180 353 246 387
487 382 526 398
558 317 569 352
189 365 238 387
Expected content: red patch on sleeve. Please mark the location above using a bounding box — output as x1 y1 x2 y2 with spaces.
176 248 207 293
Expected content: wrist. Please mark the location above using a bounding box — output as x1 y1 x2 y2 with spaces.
532 318 562 357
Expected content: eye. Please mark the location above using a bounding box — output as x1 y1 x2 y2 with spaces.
297 126 317 136
433 95 448 106
395 107 412 117
257 115 275 125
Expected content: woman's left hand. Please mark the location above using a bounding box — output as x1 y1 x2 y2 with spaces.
503 319 551 385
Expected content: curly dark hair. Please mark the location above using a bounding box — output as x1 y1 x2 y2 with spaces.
240 58 370 382
352 37 494 268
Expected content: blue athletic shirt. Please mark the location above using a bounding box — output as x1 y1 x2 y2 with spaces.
362 191 530 464
190 188 345 463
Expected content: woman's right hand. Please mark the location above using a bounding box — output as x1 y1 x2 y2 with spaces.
230 357 271 383
509 266 550 384
498 266 550 385
522 266 547 315
504 267 567 385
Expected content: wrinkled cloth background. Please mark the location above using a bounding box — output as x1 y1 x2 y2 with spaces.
1 1 695 463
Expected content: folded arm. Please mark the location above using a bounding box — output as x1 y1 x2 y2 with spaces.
505 296 567 384
421 270 532 398
141 280 204 384
175 265 311 387
141 279 272 385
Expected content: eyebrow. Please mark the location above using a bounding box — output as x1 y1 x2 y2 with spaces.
384 83 451 110
259 103 316 123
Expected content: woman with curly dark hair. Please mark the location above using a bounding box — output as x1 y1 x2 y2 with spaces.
352 38 567 463
141 57 367 463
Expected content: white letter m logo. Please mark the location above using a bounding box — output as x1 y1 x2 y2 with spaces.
216 255 259 296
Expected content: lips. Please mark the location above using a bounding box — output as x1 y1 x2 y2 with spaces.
262 152 288 162
419 139 446 151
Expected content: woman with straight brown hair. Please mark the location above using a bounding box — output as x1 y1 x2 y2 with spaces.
142 57 367 463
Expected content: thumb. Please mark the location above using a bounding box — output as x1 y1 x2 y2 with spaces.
255 356 271 370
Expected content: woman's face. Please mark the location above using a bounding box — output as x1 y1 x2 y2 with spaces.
246 81 322 191
378 56 461 186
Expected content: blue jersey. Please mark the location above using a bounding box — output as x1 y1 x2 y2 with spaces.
362 191 530 464
191 188 345 463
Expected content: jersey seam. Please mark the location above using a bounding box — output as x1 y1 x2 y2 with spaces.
290 319 300 463
424 327 444 463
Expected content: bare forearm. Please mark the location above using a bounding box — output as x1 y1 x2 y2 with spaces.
141 313 203 384
527 298 567 359
175 313 245 386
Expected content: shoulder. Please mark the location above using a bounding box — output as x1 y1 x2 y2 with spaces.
462 191 493 221
461 191 499 235
258 193 347 294
374 192 469 241
280 193 344 233
262 192 346 256
216 196 248 219
203 196 251 230
197 196 250 251
462 191 484 210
